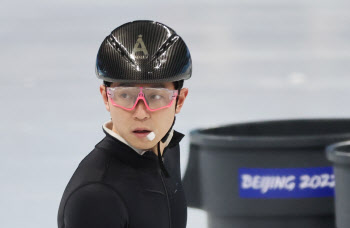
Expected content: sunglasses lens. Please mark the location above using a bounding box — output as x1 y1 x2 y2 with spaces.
112 87 139 109
143 88 175 110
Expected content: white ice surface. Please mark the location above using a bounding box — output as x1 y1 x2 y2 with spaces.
1 0 350 227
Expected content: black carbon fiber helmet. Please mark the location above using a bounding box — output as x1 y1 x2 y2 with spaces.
95 20 192 83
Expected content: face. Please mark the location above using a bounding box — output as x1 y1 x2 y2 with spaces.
100 82 189 151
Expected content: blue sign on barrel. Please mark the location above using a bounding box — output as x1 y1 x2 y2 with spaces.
239 167 334 198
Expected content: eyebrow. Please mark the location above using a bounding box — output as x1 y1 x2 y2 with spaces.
118 83 166 88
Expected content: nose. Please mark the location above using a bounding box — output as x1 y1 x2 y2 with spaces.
132 98 150 120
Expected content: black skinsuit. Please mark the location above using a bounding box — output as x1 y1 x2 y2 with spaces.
57 127 187 228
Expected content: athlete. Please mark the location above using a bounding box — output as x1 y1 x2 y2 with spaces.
57 20 192 228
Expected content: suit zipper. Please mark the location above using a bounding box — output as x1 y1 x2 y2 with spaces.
159 167 172 228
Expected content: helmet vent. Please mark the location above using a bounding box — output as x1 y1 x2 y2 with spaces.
151 34 179 62
107 34 139 69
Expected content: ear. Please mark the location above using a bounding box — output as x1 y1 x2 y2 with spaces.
99 84 110 112
175 88 189 114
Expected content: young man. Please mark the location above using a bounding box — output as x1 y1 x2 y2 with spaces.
57 20 192 228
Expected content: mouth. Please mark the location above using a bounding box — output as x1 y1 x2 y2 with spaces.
132 128 152 138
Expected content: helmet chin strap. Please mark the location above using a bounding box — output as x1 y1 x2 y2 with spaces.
157 111 177 178
161 116 176 143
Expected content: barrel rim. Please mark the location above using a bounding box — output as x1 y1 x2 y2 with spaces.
190 118 350 148
326 140 350 164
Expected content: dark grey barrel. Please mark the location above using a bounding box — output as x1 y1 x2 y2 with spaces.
326 141 350 228
182 119 350 228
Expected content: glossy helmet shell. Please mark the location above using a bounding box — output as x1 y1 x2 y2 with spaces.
95 20 192 83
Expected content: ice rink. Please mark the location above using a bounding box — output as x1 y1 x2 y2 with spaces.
1 0 350 227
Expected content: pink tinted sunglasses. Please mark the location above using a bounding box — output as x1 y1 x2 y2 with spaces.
107 86 178 111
